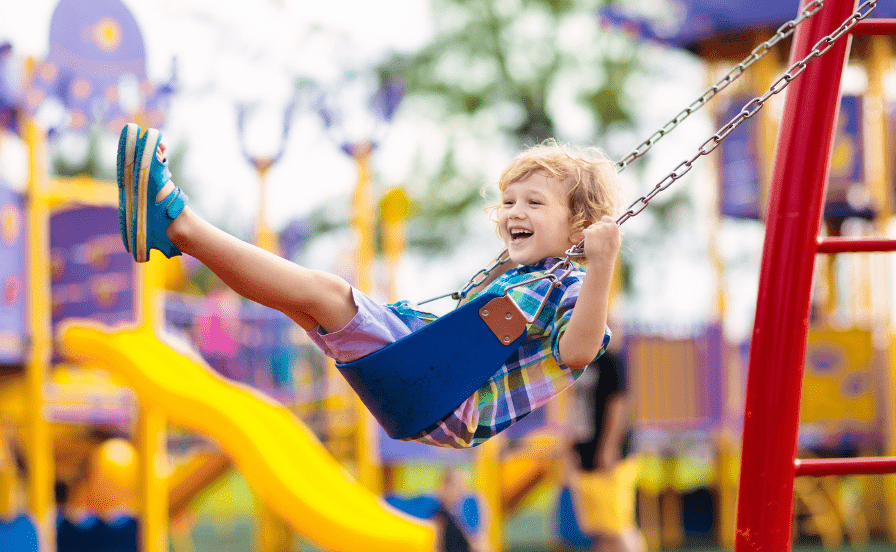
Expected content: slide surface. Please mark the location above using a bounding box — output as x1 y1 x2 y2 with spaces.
60 322 434 552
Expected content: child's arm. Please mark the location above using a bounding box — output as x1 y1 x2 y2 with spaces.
558 216 621 368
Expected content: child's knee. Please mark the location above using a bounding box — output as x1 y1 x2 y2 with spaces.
296 271 356 327
313 271 353 305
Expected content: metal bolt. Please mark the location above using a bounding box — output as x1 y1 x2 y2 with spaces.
503 336 511 344
482 309 489 316
505 312 512 320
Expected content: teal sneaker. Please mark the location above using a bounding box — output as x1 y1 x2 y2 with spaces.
130 127 188 262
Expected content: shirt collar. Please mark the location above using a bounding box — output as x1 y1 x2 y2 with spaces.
515 256 584 274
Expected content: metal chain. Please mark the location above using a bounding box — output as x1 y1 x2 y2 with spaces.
614 0 825 172
453 249 511 302
612 0 876 230
422 0 874 305
419 249 511 305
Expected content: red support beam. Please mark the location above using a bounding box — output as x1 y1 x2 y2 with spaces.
795 457 896 477
850 19 896 35
817 237 896 253
734 1 856 551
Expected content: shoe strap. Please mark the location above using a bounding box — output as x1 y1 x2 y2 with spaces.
153 156 173 191
163 187 188 220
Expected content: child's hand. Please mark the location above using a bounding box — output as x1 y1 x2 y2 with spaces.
582 216 621 266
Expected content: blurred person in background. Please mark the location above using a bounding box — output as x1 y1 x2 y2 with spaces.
195 283 242 381
433 468 490 552
566 329 645 552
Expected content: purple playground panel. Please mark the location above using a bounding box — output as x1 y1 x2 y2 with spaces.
49 205 136 331
0 183 27 364
25 0 173 135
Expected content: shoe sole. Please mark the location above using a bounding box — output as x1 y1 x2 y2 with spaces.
134 127 160 263
117 123 140 254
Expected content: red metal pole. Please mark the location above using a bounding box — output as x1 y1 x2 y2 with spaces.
795 457 896 477
817 237 896 253
734 1 855 551
851 19 896 35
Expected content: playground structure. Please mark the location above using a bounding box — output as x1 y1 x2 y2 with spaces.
2 0 896 551
587 2 896 549
0 1 436 550
732 3 896 551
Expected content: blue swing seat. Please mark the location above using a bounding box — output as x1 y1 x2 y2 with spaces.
335 292 528 440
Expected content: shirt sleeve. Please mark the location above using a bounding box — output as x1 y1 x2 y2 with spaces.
549 280 612 367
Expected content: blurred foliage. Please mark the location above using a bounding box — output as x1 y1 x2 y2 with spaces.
372 0 644 255
50 124 194 202
50 127 114 181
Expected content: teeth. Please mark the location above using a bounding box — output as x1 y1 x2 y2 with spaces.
510 229 532 241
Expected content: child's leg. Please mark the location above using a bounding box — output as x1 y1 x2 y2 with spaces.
153 157 356 333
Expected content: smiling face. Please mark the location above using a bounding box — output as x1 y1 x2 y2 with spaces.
499 172 578 266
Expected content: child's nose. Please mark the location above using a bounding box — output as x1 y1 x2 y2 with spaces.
507 204 525 218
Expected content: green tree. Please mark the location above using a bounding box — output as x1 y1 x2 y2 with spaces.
375 0 644 254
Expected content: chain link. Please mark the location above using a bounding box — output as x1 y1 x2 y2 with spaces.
418 249 512 305
614 0 876 229
614 0 825 172
424 0 875 304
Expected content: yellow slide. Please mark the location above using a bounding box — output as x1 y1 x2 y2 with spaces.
58 321 435 552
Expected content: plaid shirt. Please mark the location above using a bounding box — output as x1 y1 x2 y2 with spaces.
388 257 611 448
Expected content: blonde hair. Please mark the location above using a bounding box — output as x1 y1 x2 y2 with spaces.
489 139 623 239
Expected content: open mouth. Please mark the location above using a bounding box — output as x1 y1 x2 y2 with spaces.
509 228 533 243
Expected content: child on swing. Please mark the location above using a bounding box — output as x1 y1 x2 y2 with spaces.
117 123 622 448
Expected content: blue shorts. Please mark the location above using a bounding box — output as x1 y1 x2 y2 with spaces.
306 287 415 363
